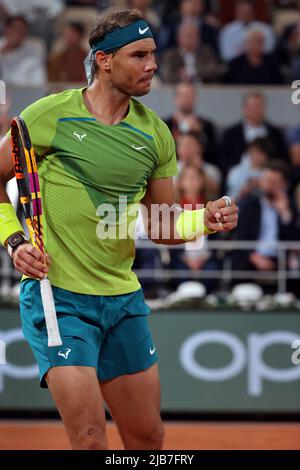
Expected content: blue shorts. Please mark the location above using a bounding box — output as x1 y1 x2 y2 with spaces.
19 279 157 388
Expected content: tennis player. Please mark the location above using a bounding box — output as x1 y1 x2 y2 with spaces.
0 10 238 449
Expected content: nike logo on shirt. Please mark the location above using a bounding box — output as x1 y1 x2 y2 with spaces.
132 145 147 151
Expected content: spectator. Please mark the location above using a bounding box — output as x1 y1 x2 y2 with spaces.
286 132 300 211
219 92 287 177
167 164 221 293
159 0 215 25
48 22 88 83
231 161 300 287
219 0 275 62
128 0 161 30
223 28 283 85
176 131 221 198
0 2 8 18
278 21 300 81
176 164 209 207
157 0 219 55
218 0 270 26
0 100 10 139
164 82 217 164
0 0 63 21
226 137 274 200
0 16 46 86
0 0 63 50
159 20 221 84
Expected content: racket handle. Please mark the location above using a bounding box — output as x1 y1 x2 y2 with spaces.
40 278 62 347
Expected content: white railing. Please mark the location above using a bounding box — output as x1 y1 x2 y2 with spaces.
1 240 300 294
134 240 300 294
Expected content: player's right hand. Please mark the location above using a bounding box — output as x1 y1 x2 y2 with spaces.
12 243 51 279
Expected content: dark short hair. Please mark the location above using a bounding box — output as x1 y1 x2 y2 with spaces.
235 0 254 8
264 159 290 181
243 91 266 106
88 9 144 81
67 21 85 38
247 137 275 158
176 131 207 150
5 15 28 29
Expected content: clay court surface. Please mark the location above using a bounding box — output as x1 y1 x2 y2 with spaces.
0 421 299 450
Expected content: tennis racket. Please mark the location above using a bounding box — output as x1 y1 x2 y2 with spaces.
11 116 62 347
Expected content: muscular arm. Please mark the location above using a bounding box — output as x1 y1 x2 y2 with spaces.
141 177 239 245
141 177 185 245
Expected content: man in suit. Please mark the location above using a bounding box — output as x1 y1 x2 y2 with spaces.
164 82 217 164
222 29 283 85
218 92 287 177
159 20 220 84
219 0 275 62
157 0 219 55
231 161 299 279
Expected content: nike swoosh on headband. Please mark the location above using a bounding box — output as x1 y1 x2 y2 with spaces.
139 26 149 35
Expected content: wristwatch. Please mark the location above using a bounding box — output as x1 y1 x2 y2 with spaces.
6 233 28 257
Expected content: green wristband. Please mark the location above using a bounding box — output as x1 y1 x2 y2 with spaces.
0 203 24 246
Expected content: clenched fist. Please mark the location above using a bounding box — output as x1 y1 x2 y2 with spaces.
204 196 239 233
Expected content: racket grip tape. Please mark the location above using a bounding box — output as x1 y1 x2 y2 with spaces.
40 278 62 347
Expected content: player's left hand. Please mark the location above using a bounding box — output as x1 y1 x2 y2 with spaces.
204 196 238 233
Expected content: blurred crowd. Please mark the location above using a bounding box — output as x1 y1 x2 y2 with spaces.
1 0 300 303
2 0 300 86
134 83 300 300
